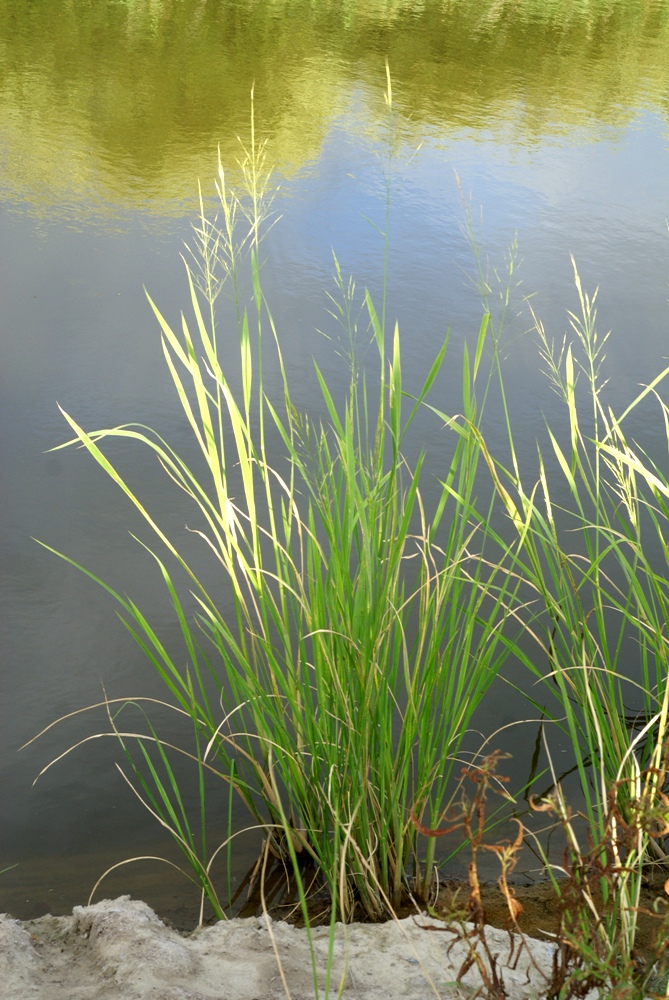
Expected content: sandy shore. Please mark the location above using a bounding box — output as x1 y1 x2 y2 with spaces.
0 894 572 1000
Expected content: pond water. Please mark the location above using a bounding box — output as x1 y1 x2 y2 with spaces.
2 0 669 924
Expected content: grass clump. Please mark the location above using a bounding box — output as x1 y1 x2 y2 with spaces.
32 88 669 997
37 108 521 924
472 258 669 997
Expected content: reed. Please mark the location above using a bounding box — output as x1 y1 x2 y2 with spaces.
37 93 521 922
476 258 669 992
33 96 669 991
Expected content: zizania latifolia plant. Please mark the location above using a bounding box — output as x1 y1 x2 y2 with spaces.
475 260 669 998
31 86 669 993
35 96 522 923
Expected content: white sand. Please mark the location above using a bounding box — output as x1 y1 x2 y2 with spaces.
0 895 575 1000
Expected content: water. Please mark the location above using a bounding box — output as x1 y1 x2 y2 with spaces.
2 0 669 922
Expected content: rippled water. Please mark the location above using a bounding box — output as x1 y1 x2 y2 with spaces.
2 0 669 921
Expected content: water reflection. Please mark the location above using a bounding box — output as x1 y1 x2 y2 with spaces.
2 0 669 922
1 0 668 215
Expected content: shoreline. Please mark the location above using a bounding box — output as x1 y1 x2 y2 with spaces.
0 893 562 1000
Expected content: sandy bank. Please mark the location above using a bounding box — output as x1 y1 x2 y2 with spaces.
0 894 569 1000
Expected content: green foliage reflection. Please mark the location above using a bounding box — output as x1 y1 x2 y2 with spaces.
1 0 668 210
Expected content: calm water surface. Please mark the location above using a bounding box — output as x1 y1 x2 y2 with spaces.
2 0 669 923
